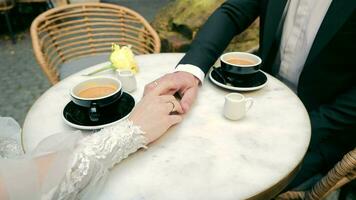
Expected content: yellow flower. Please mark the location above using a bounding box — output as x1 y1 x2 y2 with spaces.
85 44 139 76
110 44 139 74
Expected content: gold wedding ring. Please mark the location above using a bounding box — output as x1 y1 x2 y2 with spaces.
168 101 175 113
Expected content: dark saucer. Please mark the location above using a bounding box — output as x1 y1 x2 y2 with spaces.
211 68 267 88
209 68 268 91
63 92 135 129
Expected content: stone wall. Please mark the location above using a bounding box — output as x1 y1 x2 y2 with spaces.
151 0 259 53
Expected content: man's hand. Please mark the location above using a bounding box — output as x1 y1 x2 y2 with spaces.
144 71 200 113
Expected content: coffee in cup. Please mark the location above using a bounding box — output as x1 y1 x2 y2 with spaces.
220 52 262 76
70 77 123 122
225 58 255 65
78 85 118 99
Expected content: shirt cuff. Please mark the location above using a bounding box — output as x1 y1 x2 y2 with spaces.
174 64 205 84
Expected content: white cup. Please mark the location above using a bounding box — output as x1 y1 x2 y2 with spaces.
223 93 254 120
117 70 137 92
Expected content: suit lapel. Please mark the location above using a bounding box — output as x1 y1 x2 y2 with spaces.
260 0 288 61
304 0 355 67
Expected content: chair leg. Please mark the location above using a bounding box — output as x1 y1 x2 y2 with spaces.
4 12 16 44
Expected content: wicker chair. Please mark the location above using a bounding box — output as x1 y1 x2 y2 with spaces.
47 0 100 8
276 148 356 200
0 0 15 43
31 2 161 85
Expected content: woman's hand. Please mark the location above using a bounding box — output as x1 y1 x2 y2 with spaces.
144 71 200 113
129 85 184 143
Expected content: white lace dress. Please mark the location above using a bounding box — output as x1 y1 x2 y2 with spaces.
0 117 147 200
0 117 24 159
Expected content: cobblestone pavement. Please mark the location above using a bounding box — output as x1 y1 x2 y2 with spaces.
0 33 50 125
0 0 172 125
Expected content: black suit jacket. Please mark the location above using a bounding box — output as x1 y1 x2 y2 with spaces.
179 0 356 167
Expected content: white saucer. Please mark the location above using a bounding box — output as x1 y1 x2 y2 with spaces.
209 69 268 92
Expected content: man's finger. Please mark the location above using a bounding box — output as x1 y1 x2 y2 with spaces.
143 79 161 96
143 83 155 95
180 86 198 113
152 78 180 96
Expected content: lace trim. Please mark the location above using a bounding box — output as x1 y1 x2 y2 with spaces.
53 120 146 199
0 137 24 159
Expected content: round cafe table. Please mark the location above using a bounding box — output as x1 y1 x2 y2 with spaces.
23 53 311 200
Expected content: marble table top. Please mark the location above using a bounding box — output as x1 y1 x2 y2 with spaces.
23 53 311 200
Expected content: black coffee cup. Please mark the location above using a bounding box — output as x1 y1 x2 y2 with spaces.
70 77 123 122
220 52 262 77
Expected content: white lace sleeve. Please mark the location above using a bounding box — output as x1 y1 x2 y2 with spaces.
0 119 147 200
53 120 147 200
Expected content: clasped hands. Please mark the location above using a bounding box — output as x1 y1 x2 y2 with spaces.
129 71 200 144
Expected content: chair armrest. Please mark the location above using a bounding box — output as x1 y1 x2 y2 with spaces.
276 148 356 200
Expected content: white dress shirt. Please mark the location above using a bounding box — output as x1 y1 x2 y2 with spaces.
174 0 332 91
278 0 332 91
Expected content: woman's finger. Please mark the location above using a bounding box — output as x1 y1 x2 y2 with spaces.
161 97 183 114
159 95 177 103
171 99 183 114
167 115 183 126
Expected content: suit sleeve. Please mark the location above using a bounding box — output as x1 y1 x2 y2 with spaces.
178 0 261 74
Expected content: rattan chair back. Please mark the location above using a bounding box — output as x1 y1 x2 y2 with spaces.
0 0 15 12
31 3 161 84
